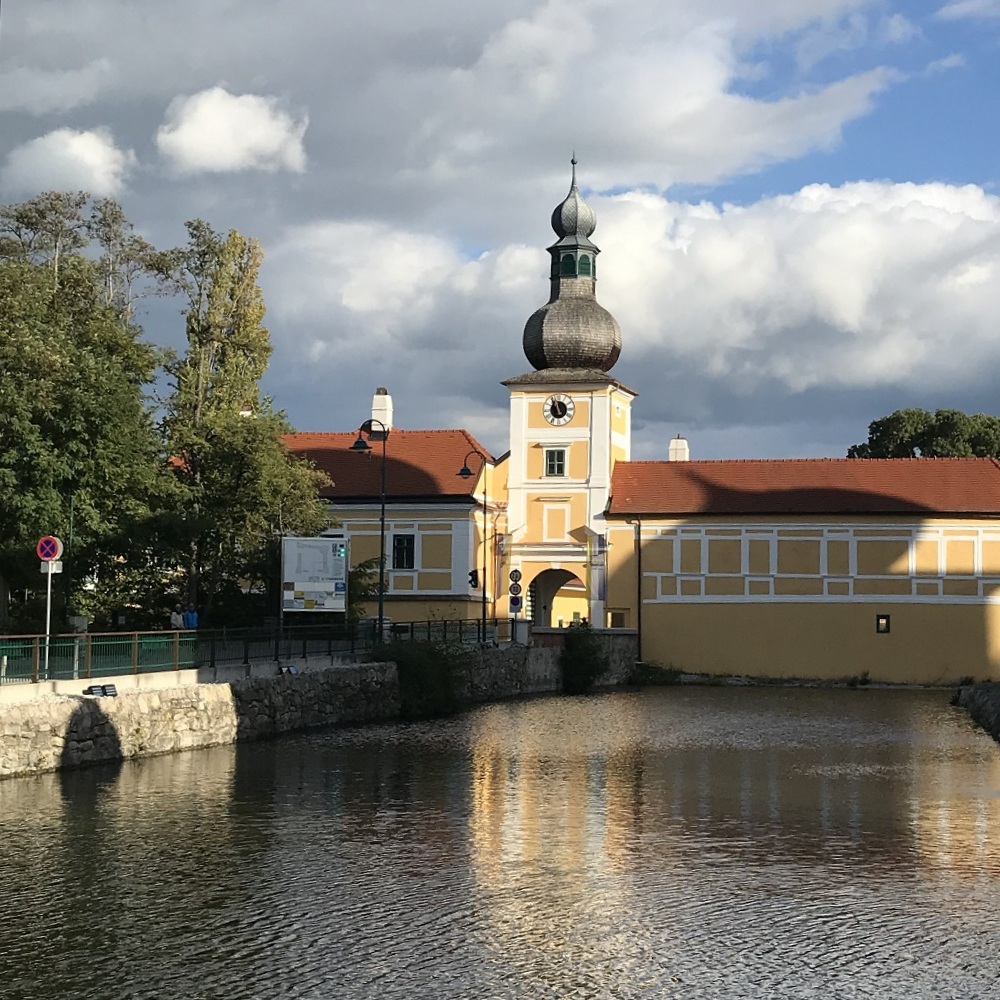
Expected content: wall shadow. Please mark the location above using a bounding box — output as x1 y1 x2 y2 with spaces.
58 698 124 777
605 466 1000 682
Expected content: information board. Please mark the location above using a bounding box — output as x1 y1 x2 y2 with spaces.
281 535 348 613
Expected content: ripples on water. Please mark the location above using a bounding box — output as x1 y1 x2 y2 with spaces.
1 687 998 999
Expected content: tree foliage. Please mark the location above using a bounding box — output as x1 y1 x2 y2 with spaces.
849 408 1000 459
347 557 382 623
0 248 166 629
160 221 330 621
0 193 330 630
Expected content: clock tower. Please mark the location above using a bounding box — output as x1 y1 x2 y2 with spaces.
502 160 636 627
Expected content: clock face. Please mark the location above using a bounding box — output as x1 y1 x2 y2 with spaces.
543 393 575 426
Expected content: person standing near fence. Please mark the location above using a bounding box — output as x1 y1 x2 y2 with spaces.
182 603 199 629
170 605 184 629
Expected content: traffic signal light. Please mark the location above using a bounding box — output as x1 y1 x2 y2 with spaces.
468 569 479 588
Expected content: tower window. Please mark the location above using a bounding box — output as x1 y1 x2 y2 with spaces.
578 254 592 276
545 449 566 477
392 534 415 569
560 253 577 276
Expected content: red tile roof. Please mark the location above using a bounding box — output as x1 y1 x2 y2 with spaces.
608 458 1000 516
285 429 492 502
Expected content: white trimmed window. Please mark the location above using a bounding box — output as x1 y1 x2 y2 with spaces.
544 448 566 477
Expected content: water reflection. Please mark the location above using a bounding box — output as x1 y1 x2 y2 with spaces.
1 688 998 998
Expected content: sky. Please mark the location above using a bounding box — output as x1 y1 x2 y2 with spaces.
2 0 1000 461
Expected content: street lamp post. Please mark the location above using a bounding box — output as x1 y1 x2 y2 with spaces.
352 418 389 635
457 449 488 642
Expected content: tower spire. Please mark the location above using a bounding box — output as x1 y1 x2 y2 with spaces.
521 160 621 372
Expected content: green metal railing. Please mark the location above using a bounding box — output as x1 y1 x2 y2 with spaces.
0 618 515 685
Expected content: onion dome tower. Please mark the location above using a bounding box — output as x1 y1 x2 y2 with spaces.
522 158 621 372
502 159 636 631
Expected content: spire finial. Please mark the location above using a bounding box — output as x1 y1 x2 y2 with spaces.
571 152 577 188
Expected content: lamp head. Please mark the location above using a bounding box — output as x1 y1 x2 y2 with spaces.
457 464 474 479
351 434 371 453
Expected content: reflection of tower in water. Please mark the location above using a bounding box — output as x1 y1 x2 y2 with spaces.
466 697 647 966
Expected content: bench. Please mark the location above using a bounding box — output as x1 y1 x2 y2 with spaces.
82 684 118 697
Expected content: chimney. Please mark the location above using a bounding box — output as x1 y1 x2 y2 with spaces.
371 387 393 435
668 435 690 462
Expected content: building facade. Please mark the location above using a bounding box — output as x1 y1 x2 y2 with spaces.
285 163 1000 682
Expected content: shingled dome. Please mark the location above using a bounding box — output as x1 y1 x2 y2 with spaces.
522 159 621 373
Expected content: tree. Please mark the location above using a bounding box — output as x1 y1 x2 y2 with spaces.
0 191 89 291
0 251 165 629
848 408 1000 459
161 221 330 622
347 557 382 624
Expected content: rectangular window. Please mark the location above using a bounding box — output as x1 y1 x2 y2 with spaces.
392 534 415 569
544 448 566 477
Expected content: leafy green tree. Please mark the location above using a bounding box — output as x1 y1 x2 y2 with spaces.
161 221 330 622
0 191 89 291
849 408 1000 458
0 252 165 630
347 556 382 624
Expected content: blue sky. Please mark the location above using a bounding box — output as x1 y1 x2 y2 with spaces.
2 0 1000 459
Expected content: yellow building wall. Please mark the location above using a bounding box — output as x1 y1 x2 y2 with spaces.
643 602 1000 684
607 516 1000 682
523 493 588 545
361 597 482 623
524 395 591 430
611 395 630 437
525 440 589 480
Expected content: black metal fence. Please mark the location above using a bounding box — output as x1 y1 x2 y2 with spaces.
0 619 515 684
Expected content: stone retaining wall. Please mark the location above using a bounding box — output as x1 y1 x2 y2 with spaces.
0 631 639 781
953 682 1000 743
0 663 399 780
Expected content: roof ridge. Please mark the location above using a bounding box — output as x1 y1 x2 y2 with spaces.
627 456 996 465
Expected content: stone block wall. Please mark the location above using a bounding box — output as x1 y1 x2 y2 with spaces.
0 663 399 780
0 634 639 781
0 684 240 779
954 682 1000 744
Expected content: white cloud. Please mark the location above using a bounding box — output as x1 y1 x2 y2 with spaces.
878 13 920 44
936 0 1000 20
0 128 134 196
156 88 308 174
0 0 990 457
261 180 1000 453
595 182 1000 398
925 53 966 75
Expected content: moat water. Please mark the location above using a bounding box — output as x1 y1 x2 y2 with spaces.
2 687 998 999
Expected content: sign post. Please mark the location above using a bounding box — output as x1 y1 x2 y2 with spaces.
509 569 523 616
508 569 525 643
37 536 64 680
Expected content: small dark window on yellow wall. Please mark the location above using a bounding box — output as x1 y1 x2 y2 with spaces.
876 614 891 634
392 534 415 569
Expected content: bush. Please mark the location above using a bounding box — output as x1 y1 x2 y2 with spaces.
372 639 471 719
560 621 608 695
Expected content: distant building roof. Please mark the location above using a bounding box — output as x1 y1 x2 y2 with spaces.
607 458 1000 517
285 429 492 503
